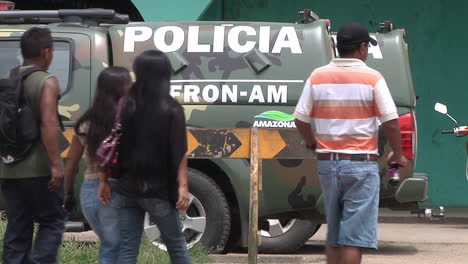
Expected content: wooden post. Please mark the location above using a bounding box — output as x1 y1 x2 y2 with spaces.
248 127 260 264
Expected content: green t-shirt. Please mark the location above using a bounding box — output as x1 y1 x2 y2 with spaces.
0 66 58 179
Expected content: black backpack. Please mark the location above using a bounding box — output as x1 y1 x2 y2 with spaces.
0 66 43 165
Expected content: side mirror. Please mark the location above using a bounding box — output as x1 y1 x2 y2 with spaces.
434 103 448 114
435 102 458 125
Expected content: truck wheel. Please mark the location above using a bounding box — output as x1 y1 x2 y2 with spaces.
144 168 231 253
259 219 320 253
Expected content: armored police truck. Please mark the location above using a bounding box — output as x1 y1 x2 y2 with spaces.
0 5 429 253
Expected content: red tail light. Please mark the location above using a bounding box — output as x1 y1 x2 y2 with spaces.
398 113 416 161
0 1 15 10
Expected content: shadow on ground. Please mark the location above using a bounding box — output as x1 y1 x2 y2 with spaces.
298 242 418 256
296 244 325 254
364 243 418 256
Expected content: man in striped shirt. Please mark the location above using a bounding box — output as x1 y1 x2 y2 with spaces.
294 23 407 264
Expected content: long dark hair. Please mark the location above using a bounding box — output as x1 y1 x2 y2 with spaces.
75 66 131 161
120 50 175 186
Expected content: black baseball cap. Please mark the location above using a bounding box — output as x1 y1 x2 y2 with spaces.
337 23 377 49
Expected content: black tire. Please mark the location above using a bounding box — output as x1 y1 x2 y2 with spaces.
188 168 231 252
259 219 320 253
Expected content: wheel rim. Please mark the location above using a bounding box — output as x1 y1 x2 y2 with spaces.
260 219 297 238
143 193 207 251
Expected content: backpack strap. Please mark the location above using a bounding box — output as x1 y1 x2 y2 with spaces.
12 66 65 132
12 66 43 107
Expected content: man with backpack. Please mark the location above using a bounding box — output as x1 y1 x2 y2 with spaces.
0 27 65 264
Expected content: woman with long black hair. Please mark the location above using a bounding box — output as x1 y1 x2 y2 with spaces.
63 66 132 264
99 50 191 264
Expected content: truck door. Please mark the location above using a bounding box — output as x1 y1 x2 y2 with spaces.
0 31 92 123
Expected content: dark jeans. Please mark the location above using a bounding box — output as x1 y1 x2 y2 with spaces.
0 177 66 264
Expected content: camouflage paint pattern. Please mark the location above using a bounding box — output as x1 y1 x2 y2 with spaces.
109 21 333 105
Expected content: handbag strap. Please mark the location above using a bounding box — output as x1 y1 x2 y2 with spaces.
113 96 127 129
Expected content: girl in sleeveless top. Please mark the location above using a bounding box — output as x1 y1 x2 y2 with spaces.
64 66 132 264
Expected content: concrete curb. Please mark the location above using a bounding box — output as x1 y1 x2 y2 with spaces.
209 254 326 263
377 207 468 224
64 231 98 242
378 216 468 224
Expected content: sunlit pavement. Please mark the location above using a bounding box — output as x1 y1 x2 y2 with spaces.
66 208 468 263
211 208 468 263
210 222 468 264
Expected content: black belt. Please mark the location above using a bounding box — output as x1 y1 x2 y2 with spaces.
317 153 378 161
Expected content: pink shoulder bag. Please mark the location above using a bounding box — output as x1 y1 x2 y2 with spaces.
95 96 126 178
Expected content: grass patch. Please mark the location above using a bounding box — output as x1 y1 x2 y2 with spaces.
0 220 211 263
136 240 210 264
59 240 100 264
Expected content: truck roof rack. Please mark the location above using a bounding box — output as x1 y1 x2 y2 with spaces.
0 9 129 26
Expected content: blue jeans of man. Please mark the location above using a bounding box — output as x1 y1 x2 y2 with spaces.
318 160 380 249
113 192 191 264
0 177 66 264
80 179 120 264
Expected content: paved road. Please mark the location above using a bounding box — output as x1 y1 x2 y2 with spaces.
310 223 468 264
66 218 468 263
211 222 468 264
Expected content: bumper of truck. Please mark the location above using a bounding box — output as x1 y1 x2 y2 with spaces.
395 173 429 203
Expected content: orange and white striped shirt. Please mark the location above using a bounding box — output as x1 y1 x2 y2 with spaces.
294 58 398 154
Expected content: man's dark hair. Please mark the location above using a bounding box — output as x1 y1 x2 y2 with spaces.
337 43 361 57
20 27 53 59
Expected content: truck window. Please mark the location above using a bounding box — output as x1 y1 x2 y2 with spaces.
0 40 71 93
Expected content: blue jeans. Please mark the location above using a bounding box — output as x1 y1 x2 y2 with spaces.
80 179 120 264
113 192 191 264
318 160 380 249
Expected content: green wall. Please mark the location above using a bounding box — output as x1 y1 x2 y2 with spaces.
134 0 468 206
131 0 213 21
202 0 468 206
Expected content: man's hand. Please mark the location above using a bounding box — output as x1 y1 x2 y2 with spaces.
98 181 111 206
382 119 408 167
63 192 76 213
176 185 190 211
48 165 63 191
388 153 408 168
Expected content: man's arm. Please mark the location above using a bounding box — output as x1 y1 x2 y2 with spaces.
295 119 316 147
39 76 63 191
382 119 407 167
373 77 408 167
294 77 316 149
